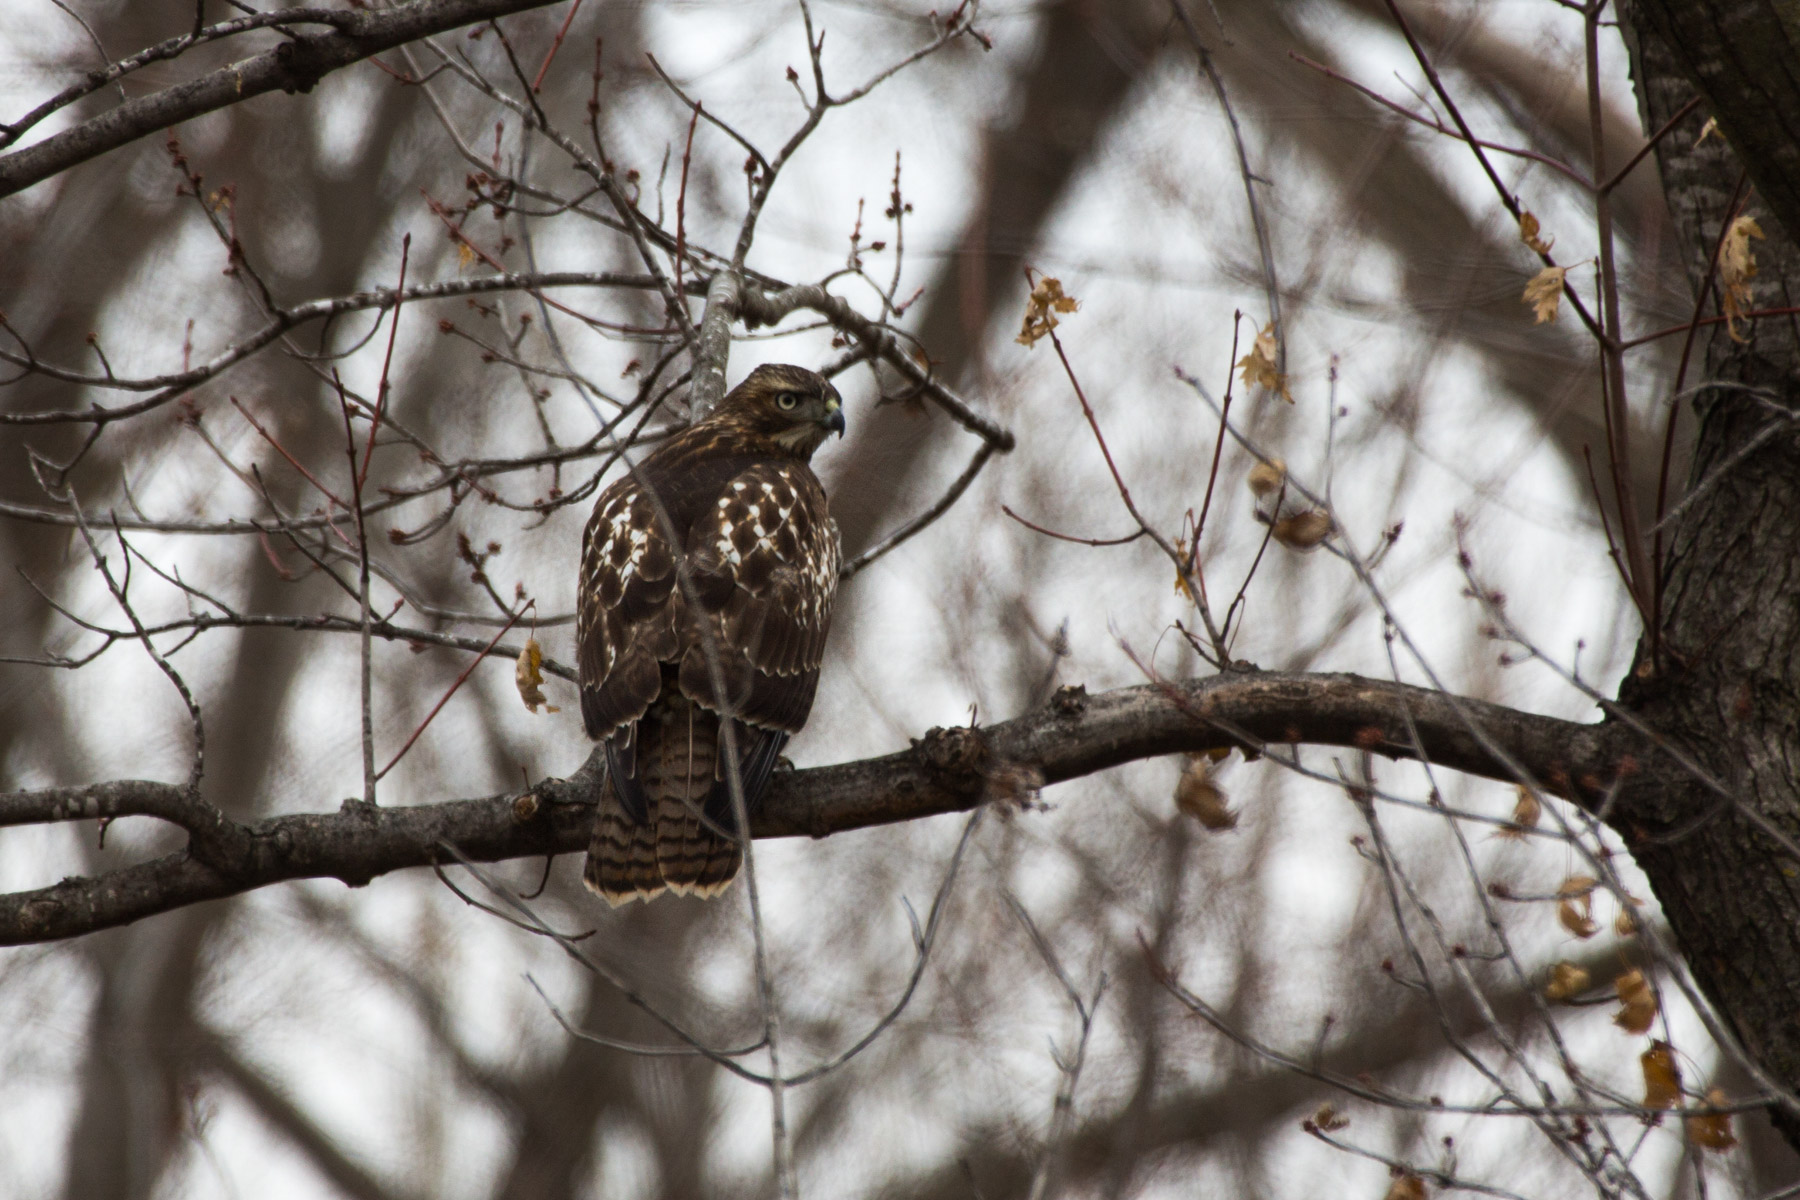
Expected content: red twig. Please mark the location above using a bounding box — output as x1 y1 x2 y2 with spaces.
1622 305 1800 351
1289 52 1592 190
360 233 410 492
1582 0 1651 626
1001 505 1146 547
230 396 347 509
423 192 671 335
1581 444 1631 603
1191 315 1241 562
1050 332 1143 522
1599 95 1702 195
1296 43 1605 341
531 0 585 92
377 603 527 781
1046 313 1227 659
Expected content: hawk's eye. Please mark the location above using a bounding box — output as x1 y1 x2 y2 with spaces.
775 392 800 411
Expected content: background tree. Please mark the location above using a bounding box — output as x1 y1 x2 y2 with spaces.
2 1 1798 1197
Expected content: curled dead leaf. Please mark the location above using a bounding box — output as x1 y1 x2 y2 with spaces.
515 636 560 714
1175 753 1236 830
1686 1088 1738 1151
1523 265 1568 324
1720 215 1765 343
1613 968 1659 1034
1310 1103 1350 1132
1556 901 1599 938
1557 875 1599 938
1518 209 1554 255
1248 457 1286 498
1544 961 1591 1002
1236 322 1292 402
1273 509 1332 551
1495 785 1541 840
1642 1040 1682 1110
1016 274 1079 347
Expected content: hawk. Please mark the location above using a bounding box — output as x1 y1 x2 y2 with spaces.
577 364 844 904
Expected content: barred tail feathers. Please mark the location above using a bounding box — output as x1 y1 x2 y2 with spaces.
583 800 664 906
582 693 740 903
645 698 740 896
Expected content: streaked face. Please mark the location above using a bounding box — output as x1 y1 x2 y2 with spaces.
729 365 845 457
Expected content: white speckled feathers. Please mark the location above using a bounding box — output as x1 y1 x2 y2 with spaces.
576 458 838 738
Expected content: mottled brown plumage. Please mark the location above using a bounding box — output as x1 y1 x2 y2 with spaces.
578 364 843 904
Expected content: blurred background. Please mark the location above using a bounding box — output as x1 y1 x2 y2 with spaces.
2 1 1795 1196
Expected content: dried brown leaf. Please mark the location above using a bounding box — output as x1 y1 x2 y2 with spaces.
1720 215 1764 342
1311 1102 1350 1132
515 636 560 714
1557 875 1599 938
1495 785 1541 840
1016 274 1079 347
1175 754 1236 830
1235 322 1292 402
1273 509 1332 551
1642 1040 1682 1109
1385 1174 1428 1200
1518 210 1554 255
1248 457 1286 497
1544 961 1591 1002
1613 968 1659 1034
1523 265 1568 324
1686 1088 1738 1151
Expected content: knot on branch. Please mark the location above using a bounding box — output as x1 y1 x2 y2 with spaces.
274 38 332 95
913 724 988 777
910 725 1044 811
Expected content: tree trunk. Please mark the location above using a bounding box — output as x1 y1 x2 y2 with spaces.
1617 0 1800 1146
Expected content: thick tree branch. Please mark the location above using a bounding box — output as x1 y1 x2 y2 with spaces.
0 0 565 199
0 671 1631 946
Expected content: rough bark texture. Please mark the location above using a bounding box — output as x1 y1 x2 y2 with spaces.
1628 0 1800 241
1618 0 1800 1146
0 671 1624 945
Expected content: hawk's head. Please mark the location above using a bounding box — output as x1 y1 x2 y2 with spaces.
712 363 845 459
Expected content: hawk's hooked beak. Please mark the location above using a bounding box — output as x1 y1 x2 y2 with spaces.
823 400 846 438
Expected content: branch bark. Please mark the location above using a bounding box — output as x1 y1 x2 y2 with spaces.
0 669 1631 946
0 0 564 199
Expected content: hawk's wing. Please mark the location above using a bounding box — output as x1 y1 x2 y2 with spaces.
577 479 680 745
677 460 839 732
577 456 839 742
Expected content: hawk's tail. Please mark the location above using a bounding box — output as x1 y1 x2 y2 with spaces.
583 695 739 905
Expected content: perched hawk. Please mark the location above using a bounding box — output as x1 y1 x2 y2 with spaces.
577 364 844 904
